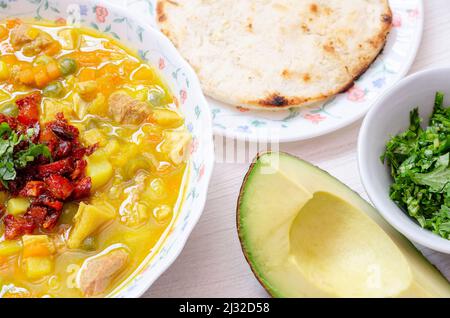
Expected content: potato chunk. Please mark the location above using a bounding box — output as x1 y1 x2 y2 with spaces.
67 203 115 249
6 198 31 216
58 29 80 50
78 248 128 297
41 98 76 122
86 156 114 190
22 257 53 279
82 129 107 147
0 240 22 257
152 108 183 128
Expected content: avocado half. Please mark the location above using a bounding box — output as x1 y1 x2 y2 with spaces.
237 152 450 298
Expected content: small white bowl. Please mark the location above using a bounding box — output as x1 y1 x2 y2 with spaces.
358 67 450 254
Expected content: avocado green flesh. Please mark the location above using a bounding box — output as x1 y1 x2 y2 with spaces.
238 153 450 298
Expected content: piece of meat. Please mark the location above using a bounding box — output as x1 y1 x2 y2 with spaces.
0 113 18 130
71 177 91 200
25 205 48 225
19 181 46 197
78 249 129 297
53 140 72 160
40 129 59 156
10 24 33 47
11 23 52 54
71 159 87 180
33 194 63 211
44 175 74 200
47 113 79 141
16 92 41 126
38 159 74 177
71 143 98 161
42 210 62 230
3 214 36 240
108 92 151 124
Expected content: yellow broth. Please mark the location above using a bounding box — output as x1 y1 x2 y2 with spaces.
0 20 190 297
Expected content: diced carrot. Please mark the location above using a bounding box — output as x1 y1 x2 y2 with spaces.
132 65 155 81
120 59 140 75
6 19 21 29
44 41 61 56
19 68 35 86
72 52 101 67
96 75 122 96
1 54 18 64
0 26 8 41
22 235 55 258
46 62 61 80
22 242 51 258
33 65 50 88
98 63 120 77
78 68 97 82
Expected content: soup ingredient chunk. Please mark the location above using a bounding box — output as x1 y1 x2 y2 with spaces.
108 92 151 124
10 23 55 57
78 248 129 296
68 203 115 249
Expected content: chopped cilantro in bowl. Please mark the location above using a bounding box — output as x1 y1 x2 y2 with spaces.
382 92 450 240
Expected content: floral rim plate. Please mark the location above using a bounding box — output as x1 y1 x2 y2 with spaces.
144 0 424 142
0 0 215 298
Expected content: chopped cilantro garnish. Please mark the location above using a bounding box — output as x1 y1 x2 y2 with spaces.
0 122 51 188
382 92 450 239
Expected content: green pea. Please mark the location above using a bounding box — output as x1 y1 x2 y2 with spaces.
0 103 19 117
43 81 65 98
81 237 97 251
58 58 77 76
33 55 53 67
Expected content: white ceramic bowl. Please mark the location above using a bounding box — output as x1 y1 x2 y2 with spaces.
0 0 214 297
358 67 450 254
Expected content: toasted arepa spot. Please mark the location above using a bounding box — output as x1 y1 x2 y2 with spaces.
303 73 311 82
382 13 393 24
259 94 289 107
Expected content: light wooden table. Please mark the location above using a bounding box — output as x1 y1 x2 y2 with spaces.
144 0 450 298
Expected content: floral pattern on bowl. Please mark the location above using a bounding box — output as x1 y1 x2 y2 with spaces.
146 0 424 142
0 0 215 298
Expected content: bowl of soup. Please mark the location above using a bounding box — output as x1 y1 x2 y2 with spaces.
0 0 214 298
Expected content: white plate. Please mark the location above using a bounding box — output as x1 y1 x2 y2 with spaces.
141 0 423 142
